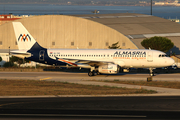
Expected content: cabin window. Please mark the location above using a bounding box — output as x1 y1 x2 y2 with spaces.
0 41 2 45
122 42 125 46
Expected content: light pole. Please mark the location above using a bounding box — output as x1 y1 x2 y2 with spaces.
9 46 10 62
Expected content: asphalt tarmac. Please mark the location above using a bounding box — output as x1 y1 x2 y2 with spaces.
1 72 180 119
0 71 180 81
1 72 180 96
0 96 180 120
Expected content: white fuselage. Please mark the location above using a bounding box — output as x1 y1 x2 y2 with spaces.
47 49 174 68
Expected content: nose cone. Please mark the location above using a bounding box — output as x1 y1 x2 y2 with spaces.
168 58 175 66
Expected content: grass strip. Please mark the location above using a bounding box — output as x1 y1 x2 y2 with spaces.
0 79 156 96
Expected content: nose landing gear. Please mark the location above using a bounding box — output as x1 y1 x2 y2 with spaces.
149 68 154 76
147 68 154 82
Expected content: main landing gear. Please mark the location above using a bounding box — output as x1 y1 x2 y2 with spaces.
88 71 97 77
88 67 98 77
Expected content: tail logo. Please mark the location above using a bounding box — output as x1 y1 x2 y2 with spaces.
18 34 31 42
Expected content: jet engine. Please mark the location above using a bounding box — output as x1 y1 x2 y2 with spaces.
98 64 119 74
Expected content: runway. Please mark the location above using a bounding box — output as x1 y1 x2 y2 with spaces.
1 71 180 96
0 96 180 120
0 71 180 81
1 72 180 119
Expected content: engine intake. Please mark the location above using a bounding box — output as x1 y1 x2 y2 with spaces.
98 64 119 74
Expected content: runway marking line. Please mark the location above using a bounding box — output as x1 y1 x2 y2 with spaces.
0 114 147 118
40 77 52 81
0 102 24 107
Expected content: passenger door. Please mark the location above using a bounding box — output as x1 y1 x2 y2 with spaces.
147 51 153 62
39 50 45 61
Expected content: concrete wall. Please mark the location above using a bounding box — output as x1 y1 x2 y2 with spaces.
0 15 138 51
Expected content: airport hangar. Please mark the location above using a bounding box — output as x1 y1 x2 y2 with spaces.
1 13 180 65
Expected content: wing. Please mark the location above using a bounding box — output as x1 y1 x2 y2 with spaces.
55 56 113 67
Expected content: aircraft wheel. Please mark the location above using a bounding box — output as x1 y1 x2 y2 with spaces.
94 72 97 76
88 72 94 77
97 72 102 75
150 72 154 76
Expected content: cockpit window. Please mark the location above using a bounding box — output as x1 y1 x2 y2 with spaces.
162 54 168 57
159 54 168 57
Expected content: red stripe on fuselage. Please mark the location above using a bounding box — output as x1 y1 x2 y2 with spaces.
58 59 77 66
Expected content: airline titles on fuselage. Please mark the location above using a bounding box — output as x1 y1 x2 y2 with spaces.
113 51 146 59
49 51 147 60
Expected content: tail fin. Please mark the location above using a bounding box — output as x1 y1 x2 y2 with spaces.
13 22 36 50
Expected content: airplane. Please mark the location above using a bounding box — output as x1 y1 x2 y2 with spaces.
11 22 175 77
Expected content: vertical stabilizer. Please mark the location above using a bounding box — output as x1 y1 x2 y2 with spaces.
13 22 36 50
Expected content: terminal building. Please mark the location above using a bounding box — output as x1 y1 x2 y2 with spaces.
1 13 180 66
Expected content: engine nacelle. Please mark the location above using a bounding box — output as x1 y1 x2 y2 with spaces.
98 64 119 74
